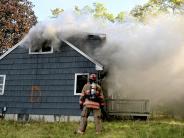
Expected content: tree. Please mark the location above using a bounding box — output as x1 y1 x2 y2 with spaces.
0 0 37 53
51 3 125 23
130 0 184 21
116 11 125 23
51 8 64 18
150 0 184 13
93 3 115 22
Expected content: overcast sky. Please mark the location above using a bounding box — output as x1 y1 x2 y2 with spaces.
30 0 148 21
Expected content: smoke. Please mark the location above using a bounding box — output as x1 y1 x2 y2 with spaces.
22 12 103 50
22 12 184 117
99 15 184 117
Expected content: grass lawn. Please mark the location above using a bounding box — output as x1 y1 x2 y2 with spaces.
0 119 184 138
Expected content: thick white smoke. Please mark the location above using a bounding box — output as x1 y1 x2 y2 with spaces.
22 12 184 117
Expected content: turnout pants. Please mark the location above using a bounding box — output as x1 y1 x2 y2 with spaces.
79 106 102 133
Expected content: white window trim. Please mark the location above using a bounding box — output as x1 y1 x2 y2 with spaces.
74 73 89 95
0 75 6 95
29 46 53 54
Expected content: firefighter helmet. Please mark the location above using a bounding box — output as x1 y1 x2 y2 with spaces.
89 74 97 81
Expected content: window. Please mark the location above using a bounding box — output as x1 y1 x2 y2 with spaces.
87 34 106 40
74 73 89 95
0 75 6 95
29 40 53 54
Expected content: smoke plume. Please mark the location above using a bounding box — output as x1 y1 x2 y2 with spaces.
22 12 184 117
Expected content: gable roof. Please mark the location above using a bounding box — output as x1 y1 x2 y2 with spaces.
0 42 21 60
66 33 106 59
63 40 103 70
0 40 103 71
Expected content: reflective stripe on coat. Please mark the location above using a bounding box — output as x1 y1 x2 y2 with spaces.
83 100 100 109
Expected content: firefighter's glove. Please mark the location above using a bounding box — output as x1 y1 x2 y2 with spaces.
80 104 83 110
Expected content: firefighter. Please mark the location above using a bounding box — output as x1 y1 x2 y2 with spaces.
77 73 104 134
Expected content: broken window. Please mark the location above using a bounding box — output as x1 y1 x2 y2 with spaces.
0 75 6 95
74 73 89 95
29 40 53 54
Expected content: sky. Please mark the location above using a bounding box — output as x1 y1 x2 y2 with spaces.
30 0 148 21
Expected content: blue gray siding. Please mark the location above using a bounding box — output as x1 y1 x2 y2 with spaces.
0 43 97 115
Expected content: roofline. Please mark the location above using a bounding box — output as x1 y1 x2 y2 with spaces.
0 40 104 71
63 40 103 71
0 42 21 60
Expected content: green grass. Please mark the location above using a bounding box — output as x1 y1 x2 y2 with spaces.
0 119 184 138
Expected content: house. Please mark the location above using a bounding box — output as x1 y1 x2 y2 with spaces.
0 33 105 121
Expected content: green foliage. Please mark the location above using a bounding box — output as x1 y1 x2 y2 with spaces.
51 8 64 18
51 3 125 23
92 3 114 22
77 2 125 23
130 0 184 21
0 120 184 138
116 11 125 23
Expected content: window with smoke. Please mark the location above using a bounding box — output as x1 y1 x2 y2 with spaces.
87 34 106 41
29 40 53 54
